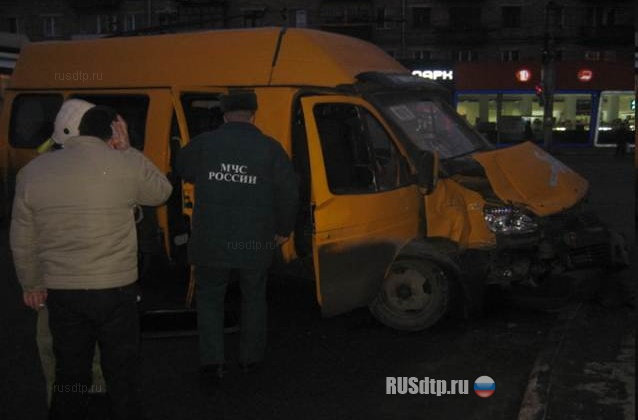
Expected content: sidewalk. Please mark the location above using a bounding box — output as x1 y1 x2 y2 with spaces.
518 269 636 420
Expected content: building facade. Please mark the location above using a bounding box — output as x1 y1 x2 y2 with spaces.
0 0 634 146
0 1 633 61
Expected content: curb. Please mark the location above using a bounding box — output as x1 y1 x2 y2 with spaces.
517 303 583 420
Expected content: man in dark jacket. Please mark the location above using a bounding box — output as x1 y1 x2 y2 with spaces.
176 91 298 380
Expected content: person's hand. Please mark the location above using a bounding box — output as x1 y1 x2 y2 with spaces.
23 289 47 311
110 115 130 151
274 235 289 246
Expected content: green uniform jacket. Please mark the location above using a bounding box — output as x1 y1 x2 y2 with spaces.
176 122 299 269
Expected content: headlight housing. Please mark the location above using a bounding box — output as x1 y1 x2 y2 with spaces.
483 205 538 234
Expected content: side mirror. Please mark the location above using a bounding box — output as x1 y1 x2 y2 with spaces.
416 150 439 194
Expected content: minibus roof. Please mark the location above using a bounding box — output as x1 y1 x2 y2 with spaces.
10 27 407 89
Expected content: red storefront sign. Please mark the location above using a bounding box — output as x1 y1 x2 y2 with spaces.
577 69 593 82
515 68 532 82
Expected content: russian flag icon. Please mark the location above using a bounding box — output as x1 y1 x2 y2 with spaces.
474 376 495 398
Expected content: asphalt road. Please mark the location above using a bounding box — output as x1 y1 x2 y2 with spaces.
0 148 634 420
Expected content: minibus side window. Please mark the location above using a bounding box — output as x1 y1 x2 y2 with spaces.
314 103 372 193
73 95 149 150
313 103 410 194
180 94 224 139
9 94 63 148
363 111 412 190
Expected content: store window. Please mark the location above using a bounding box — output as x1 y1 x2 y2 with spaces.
596 91 635 146
499 94 541 143
552 94 592 145
457 94 498 143
457 92 593 145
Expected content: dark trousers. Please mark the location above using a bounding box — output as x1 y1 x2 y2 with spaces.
47 283 141 420
195 266 267 365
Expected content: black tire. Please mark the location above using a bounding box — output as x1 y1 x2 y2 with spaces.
369 259 450 331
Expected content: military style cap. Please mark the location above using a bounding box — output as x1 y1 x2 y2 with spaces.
220 90 258 113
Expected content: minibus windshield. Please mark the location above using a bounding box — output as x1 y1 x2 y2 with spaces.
373 93 492 160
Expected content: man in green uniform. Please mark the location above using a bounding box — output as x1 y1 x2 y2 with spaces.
176 91 298 381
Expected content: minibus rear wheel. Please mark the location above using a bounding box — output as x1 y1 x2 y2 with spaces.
369 259 449 331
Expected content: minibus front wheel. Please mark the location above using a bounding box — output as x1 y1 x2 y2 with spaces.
369 259 450 331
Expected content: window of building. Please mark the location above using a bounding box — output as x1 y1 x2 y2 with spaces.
42 16 59 38
8 17 23 34
455 50 477 62
457 92 594 145
552 94 592 145
158 12 178 26
347 4 370 23
242 8 265 27
295 9 307 28
313 103 410 194
10 94 64 149
548 5 564 29
376 7 398 29
587 7 616 27
500 50 519 62
412 7 431 28
75 14 97 34
411 50 431 60
322 2 370 24
596 91 635 146
501 6 521 28
97 15 119 34
72 94 150 150
584 50 601 61
124 14 141 32
322 4 343 23
449 7 481 30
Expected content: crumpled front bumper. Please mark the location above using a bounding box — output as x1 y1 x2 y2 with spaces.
540 210 617 269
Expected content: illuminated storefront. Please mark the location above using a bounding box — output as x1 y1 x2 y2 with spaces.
452 61 634 147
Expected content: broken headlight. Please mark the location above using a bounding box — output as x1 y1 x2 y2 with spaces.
483 205 538 235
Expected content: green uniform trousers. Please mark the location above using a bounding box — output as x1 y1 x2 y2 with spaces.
195 266 267 365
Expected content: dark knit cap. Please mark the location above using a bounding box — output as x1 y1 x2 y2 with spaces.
79 105 117 141
220 90 258 113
